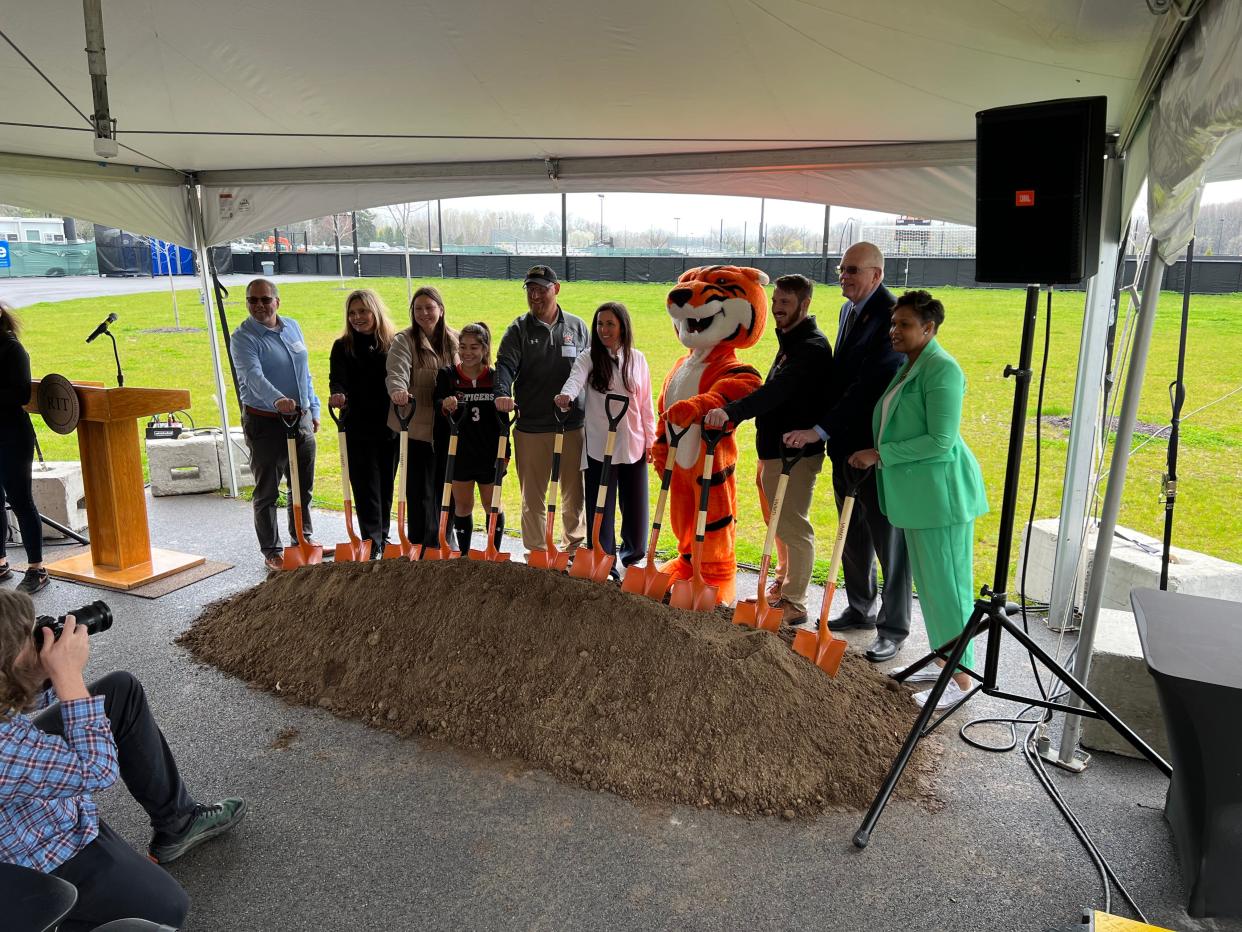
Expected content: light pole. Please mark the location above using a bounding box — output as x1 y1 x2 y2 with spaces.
674 216 680 248
598 194 605 244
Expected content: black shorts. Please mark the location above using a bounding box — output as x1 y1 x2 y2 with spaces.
452 460 507 485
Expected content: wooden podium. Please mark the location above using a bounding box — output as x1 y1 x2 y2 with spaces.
28 381 205 590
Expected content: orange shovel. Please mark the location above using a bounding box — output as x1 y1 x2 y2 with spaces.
327 404 371 563
419 404 466 561
792 477 865 677
527 407 571 572
280 409 324 569
470 409 513 563
621 420 691 599
384 402 418 559
569 393 630 583
669 422 729 612
735 446 801 631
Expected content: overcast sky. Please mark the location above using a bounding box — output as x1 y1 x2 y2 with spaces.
392 180 1242 233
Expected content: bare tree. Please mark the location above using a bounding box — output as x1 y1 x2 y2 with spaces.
641 226 669 250
326 213 356 287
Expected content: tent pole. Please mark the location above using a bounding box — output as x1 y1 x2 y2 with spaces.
187 184 239 498
1044 149 1122 633
821 205 832 282
561 193 567 259
1053 237 1165 769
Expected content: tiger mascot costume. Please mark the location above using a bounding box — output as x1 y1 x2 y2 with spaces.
652 266 766 605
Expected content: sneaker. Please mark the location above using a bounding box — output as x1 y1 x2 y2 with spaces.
913 680 971 711
148 798 247 865
0 562 11 582
263 555 284 573
16 568 49 594
890 662 944 684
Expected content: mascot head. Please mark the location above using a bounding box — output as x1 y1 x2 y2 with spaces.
666 266 768 351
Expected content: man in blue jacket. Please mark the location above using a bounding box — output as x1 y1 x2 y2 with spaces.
231 278 321 572
784 243 912 662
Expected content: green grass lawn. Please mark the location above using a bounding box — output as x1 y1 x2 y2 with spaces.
15 277 1241 584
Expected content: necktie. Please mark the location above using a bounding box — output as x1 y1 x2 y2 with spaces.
837 303 856 351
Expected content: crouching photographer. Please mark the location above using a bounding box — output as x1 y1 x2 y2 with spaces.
0 590 246 931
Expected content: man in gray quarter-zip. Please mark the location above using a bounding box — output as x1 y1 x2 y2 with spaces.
494 265 590 556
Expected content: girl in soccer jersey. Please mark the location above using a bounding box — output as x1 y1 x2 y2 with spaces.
434 322 506 554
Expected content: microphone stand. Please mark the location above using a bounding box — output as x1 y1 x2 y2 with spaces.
104 327 124 386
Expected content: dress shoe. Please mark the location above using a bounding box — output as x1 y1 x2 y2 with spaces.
828 609 877 632
864 635 901 662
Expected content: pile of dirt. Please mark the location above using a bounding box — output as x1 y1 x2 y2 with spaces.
181 559 939 817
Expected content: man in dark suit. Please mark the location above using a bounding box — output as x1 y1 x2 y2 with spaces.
784 242 912 662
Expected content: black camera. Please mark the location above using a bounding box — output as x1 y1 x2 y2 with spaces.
34 601 113 651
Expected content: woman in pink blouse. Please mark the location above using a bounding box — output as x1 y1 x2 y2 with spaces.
555 302 657 581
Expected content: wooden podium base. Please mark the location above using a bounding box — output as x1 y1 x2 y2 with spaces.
47 548 206 592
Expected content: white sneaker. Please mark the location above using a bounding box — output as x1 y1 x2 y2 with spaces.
890 662 944 684
913 679 970 711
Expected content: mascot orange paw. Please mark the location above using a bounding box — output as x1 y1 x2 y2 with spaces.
665 399 702 428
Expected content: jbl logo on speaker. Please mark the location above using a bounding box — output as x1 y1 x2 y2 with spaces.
1015 190 1035 207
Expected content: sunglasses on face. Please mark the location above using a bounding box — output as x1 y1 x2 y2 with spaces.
836 265 876 276
247 296 275 305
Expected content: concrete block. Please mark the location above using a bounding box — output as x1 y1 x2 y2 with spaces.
1018 518 1242 610
147 434 222 496
1080 608 1170 760
215 426 255 487
29 461 87 539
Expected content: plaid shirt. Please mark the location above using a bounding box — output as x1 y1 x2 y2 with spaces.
0 695 119 872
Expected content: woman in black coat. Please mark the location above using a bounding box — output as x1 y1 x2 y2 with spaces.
0 300 48 593
328 289 400 555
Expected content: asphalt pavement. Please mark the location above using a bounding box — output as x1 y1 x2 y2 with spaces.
19 491 1237 932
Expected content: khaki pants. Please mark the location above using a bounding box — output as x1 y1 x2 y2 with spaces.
759 453 824 613
514 428 586 553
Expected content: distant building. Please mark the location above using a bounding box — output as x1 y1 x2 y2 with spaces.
0 216 67 244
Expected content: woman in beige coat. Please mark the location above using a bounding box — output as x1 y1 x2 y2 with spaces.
386 285 459 548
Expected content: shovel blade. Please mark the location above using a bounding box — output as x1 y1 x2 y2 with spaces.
733 599 760 627
792 628 819 661
671 580 717 613
643 571 673 602
282 543 323 570
568 551 598 579
421 544 459 561
815 637 848 677
383 542 411 560
620 566 650 594
333 541 371 563
469 546 510 563
756 605 783 633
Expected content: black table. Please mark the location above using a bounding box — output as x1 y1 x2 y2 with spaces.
1132 587 1242 920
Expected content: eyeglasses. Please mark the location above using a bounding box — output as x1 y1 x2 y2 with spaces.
836 265 878 276
246 295 275 305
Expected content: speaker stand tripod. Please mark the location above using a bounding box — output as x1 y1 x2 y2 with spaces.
853 284 1172 849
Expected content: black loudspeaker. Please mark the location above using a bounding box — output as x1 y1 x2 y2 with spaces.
975 97 1106 284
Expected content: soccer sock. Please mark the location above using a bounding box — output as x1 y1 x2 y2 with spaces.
453 515 473 553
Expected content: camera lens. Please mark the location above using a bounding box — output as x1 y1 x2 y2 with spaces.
33 600 112 651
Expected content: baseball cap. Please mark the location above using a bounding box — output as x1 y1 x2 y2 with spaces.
523 265 558 288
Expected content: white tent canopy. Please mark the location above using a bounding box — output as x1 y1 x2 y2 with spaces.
0 0 1210 245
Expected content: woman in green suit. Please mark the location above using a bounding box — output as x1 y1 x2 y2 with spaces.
848 290 988 710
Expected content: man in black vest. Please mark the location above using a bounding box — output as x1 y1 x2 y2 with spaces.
784 242 912 662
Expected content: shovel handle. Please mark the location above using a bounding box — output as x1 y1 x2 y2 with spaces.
326 403 344 431
665 419 693 449
392 400 416 431
604 393 630 431
445 401 467 434
280 407 303 438
780 443 803 474
701 422 730 454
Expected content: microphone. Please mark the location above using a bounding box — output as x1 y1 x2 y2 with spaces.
86 312 118 344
